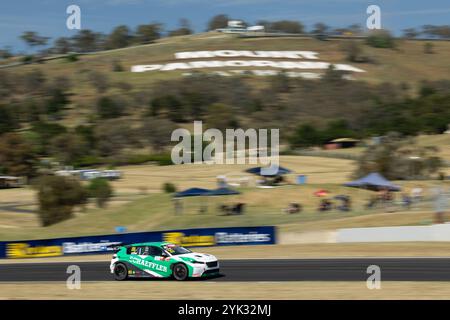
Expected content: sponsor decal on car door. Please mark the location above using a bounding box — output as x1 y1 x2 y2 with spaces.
128 246 171 277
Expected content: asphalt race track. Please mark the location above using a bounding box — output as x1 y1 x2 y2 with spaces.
1 258 450 282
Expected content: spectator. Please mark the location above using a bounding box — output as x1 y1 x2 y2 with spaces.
284 203 302 214
318 199 333 211
401 193 412 209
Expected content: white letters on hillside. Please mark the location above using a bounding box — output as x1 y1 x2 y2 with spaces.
131 50 366 75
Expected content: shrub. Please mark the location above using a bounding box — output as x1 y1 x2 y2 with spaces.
87 178 113 208
424 42 434 54
125 153 173 166
96 96 122 119
112 60 124 72
366 30 395 48
21 55 34 64
73 155 104 168
36 175 88 226
65 53 79 62
162 182 176 193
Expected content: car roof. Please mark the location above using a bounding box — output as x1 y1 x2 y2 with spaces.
124 241 172 247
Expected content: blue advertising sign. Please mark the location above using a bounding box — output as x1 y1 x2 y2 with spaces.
0 226 276 259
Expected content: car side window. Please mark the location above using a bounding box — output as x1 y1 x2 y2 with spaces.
149 246 163 257
127 246 138 254
135 246 149 255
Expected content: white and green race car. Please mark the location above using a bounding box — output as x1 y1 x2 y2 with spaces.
110 242 220 281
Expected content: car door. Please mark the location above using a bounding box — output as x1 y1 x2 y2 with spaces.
133 246 163 277
145 246 172 277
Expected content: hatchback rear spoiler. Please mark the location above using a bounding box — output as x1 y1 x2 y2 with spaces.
106 243 129 253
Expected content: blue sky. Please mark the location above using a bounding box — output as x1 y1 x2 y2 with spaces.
1 0 449 52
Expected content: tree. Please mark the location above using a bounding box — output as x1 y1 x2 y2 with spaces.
149 94 184 121
169 18 193 37
135 23 162 44
71 29 103 52
0 47 13 59
270 71 290 93
53 37 72 54
348 24 363 35
289 124 323 148
312 22 329 34
75 125 97 150
342 40 365 62
269 20 304 34
0 105 17 135
207 14 229 30
23 69 46 94
322 65 347 83
354 132 443 180
0 133 37 178
205 103 238 132
88 71 110 94
142 117 177 152
96 96 122 119
36 175 88 226
162 182 176 193
50 132 89 166
87 178 113 208
322 119 354 142
95 119 138 157
30 121 67 152
421 25 450 39
46 87 69 115
366 30 395 48
402 28 419 39
112 60 124 72
106 25 132 49
20 31 49 51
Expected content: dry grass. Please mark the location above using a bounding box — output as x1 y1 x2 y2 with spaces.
279 210 436 233
320 134 450 162
11 34 450 92
0 187 438 241
1 154 448 241
110 155 356 193
0 156 357 239
2 281 450 299
416 134 450 162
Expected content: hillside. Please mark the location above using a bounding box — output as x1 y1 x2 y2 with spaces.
8 32 450 97
1 32 449 173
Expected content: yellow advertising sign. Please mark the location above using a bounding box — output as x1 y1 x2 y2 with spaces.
163 232 215 247
6 243 63 258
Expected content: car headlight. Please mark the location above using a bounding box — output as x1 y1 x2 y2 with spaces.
192 261 205 264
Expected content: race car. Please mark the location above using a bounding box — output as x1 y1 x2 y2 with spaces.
110 242 220 281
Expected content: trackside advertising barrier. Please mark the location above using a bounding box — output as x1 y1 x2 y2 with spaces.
0 226 276 259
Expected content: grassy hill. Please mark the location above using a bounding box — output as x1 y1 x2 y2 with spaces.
3 32 449 132
10 32 450 98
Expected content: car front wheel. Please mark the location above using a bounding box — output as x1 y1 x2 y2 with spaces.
113 263 128 281
173 263 188 281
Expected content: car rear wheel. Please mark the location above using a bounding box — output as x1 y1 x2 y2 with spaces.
173 263 188 281
113 263 128 281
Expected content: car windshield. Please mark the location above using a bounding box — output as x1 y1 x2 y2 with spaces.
163 244 192 255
